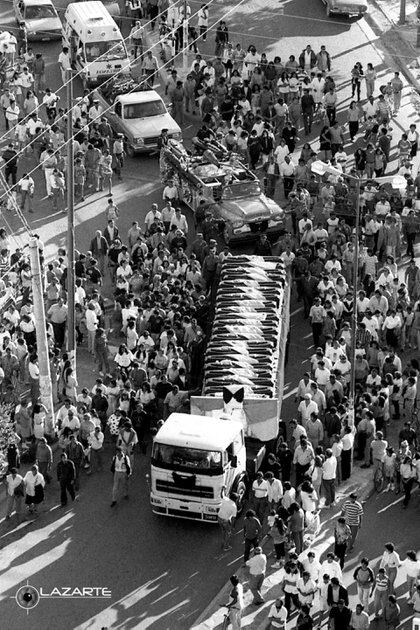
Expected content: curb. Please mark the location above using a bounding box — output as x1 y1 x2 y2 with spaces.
367 0 420 92
192 478 374 629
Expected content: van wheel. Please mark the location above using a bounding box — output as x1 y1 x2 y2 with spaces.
326 4 331 16
235 480 247 514
127 145 135 158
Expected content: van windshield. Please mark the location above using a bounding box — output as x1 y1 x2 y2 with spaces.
25 5 57 19
124 101 166 119
152 442 223 474
85 40 126 63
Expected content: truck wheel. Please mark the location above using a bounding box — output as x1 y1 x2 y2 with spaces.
127 145 135 158
234 479 247 514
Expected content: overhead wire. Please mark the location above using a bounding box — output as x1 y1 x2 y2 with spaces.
0 0 219 168
0 0 194 146
0 0 248 208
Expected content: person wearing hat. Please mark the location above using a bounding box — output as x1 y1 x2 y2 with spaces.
88 98 103 122
246 546 266 605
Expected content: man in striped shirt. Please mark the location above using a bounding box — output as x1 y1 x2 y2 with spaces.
373 568 390 618
341 493 364 550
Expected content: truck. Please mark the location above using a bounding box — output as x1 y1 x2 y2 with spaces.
62 1 130 87
160 140 286 244
150 256 290 522
94 76 182 156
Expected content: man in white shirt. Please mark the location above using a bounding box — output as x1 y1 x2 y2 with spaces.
268 598 288 628
246 547 266 605
144 203 162 232
5 467 24 519
18 173 35 213
299 550 322 582
321 552 343 581
162 180 178 202
169 208 189 234
56 400 78 432
298 394 319 424
58 46 71 83
218 485 238 550
266 472 283 511
322 449 337 506
252 471 268 522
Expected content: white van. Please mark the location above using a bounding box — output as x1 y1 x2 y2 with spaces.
62 1 130 87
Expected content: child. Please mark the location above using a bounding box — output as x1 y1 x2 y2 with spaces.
383 447 396 491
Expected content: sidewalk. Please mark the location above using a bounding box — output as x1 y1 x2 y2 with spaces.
368 0 420 90
191 462 375 630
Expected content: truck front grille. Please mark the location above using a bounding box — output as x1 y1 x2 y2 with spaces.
155 479 214 499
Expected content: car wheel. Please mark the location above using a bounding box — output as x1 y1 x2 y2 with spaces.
326 4 331 16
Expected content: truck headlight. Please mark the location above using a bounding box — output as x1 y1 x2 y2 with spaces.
231 220 244 229
205 505 219 513
134 137 145 145
272 213 283 222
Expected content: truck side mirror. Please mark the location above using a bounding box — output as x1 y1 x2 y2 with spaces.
230 455 237 468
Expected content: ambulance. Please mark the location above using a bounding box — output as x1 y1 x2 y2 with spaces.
62 1 130 87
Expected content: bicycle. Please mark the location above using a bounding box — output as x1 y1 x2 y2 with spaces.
374 463 384 493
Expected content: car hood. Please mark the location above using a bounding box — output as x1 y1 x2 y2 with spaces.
219 194 284 222
125 113 181 137
25 17 61 32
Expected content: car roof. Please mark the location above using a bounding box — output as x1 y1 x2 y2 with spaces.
118 90 162 104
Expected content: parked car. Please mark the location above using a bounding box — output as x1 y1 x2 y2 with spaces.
321 0 368 17
13 0 62 40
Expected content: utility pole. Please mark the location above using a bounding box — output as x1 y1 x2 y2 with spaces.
66 69 76 367
29 238 54 437
399 0 406 23
348 179 361 412
183 0 189 72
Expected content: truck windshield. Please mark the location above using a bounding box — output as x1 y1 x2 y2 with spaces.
123 101 166 119
25 5 57 19
85 40 126 63
222 181 261 199
152 442 223 474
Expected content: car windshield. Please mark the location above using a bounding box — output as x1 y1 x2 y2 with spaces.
222 180 261 199
85 40 126 63
25 5 57 19
152 442 223 473
123 101 166 119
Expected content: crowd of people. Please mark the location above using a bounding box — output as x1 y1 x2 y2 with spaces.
0 4 420 630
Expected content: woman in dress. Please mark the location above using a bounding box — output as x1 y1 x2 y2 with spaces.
64 367 78 403
32 403 48 441
24 464 45 515
365 62 376 98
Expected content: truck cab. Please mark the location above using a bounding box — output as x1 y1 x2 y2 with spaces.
150 413 247 522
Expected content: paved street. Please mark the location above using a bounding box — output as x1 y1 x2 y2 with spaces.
0 0 419 629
